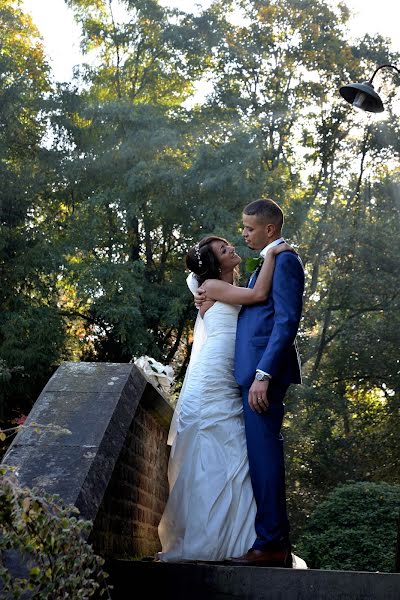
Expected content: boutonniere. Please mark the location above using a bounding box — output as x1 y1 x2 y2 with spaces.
245 256 263 273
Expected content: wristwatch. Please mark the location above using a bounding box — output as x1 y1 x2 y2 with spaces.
255 371 271 381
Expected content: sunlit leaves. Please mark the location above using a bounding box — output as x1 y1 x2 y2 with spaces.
67 0 206 105
0 467 109 597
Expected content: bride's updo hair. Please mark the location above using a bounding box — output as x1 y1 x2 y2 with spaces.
186 236 230 286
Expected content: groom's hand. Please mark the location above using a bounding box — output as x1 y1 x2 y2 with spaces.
248 380 269 413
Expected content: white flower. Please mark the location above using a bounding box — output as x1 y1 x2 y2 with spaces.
133 355 175 398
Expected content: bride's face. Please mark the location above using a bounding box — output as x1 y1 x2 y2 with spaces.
210 240 241 274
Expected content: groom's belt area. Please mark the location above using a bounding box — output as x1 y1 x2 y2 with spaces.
247 335 298 351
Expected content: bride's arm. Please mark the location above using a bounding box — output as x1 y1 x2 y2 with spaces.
202 243 295 305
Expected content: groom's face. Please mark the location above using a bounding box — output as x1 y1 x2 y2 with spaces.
242 213 272 251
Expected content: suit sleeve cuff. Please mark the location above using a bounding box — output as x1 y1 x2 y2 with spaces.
256 369 272 380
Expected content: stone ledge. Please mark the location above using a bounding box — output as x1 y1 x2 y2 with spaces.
2 361 173 527
106 560 400 600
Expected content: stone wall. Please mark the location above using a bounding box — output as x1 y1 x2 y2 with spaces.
2 361 173 559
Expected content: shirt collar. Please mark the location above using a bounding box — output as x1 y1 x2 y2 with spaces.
260 237 284 259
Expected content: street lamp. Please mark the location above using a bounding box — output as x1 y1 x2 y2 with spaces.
339 64 400 113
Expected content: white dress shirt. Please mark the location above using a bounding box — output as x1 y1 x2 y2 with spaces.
260 237 284 259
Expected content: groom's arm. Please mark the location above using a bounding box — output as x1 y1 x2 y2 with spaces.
256 252 304 377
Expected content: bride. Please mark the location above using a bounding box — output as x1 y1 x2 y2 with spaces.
158 235 301 564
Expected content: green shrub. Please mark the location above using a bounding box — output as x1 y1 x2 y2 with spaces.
296 481 400 572
0 466 111 598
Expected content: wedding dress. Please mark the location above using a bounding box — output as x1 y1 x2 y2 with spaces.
158 301 256 561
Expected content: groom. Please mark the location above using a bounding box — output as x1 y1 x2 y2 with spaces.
198 198 304 567
232 198 304 567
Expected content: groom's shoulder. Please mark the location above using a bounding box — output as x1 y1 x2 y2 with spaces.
276 250 304 269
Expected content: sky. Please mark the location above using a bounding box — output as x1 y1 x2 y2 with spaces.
22 0 400 83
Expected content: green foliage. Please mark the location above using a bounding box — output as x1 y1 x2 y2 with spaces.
296 482 400 572
66 0 207 104
0 466 110 598
0 0 65 418
0 0 399 567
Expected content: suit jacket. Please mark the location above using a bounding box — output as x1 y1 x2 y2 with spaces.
234 250 304 388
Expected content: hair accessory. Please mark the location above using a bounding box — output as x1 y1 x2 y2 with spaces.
194 242 202 266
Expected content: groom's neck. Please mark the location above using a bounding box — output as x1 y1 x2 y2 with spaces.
257 233 282 250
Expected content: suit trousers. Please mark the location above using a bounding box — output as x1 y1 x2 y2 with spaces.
241 381 290 549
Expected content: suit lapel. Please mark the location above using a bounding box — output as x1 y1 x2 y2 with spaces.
248 265 261 288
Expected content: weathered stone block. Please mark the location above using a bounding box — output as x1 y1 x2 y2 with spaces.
2 361 173 559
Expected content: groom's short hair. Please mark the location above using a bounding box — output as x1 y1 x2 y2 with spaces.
244 198 284 230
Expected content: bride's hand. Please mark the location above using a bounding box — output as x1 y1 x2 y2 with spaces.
194 280 214 307
271 242 297 256
194 287 207 308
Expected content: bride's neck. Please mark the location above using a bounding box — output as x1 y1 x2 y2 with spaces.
220 270 234 285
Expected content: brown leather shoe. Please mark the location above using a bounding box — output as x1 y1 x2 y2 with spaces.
228 547 293 568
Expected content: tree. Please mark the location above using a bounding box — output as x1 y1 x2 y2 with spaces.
296 482 400 572
0 0 65 419
1 1 399 563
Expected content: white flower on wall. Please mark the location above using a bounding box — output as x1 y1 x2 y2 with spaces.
133 355 175 399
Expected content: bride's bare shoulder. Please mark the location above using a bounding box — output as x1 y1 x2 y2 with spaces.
203 279 232 290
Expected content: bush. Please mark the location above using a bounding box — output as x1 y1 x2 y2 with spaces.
0 467 111 599
296 481 400 572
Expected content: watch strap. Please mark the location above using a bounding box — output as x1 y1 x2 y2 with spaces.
256 370 272 381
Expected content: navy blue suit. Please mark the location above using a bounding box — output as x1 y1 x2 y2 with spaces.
234 249 304 549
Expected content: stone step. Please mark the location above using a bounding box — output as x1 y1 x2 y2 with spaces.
105 559 400 600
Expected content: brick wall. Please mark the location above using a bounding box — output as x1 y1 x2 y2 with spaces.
90 402 171 558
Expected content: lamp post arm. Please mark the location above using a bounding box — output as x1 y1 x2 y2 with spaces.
369 64 400 84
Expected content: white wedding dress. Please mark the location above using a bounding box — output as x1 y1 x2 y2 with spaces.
158 302 256 561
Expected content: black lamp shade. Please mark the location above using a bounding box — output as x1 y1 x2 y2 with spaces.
339 81 384 113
